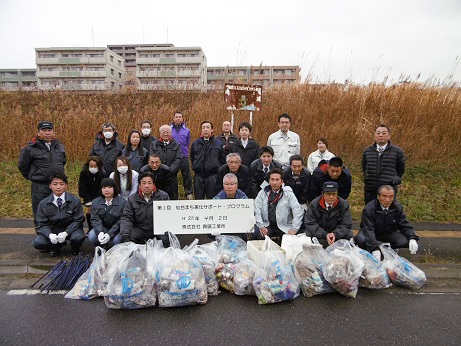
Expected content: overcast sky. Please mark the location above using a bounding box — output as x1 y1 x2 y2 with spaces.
1 0 460 84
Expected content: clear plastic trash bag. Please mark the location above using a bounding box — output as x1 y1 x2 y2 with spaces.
233 254 258 296
380 243 426 289
216 235 247 264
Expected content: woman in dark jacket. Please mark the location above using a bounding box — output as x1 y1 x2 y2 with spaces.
122 130 148 172
78 156 105 229
87 178 127 247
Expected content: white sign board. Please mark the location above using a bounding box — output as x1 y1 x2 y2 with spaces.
153 199 255 235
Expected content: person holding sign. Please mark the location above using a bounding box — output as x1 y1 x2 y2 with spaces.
253 168 303 240
190 120 226 199
120 172 170 246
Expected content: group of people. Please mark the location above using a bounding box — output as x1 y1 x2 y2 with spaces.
18 113 418 260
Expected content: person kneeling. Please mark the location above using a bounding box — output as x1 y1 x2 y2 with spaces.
120 172 170 246
33 172 85 256
304 181 353 247
355 185 419 261
253 168 303 240
87 178 126 247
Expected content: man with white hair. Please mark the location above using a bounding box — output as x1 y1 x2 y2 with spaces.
213 173 248 200
149 125 183 200
215 153 251 197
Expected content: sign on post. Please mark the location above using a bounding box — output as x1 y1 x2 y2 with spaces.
153 199 255 235
224 83 262 111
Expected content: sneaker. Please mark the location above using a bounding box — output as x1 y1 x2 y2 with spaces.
186 194 194 200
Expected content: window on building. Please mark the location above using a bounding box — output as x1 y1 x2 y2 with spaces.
111 69 114 75
111 81 115 87
165 53 175 58
118 72 122 78
0 72 18 77
21 72 36 77
177 53 186 57
41 54 57 58
110 56 114 62
89 53 104 57
118 60 122 66
126 59 135 63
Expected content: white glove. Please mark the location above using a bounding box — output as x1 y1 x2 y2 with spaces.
372 250 381 262
211 230 221 237
57 232 68 243
49 233 58 244
302 203 308 211
98 232 110 245
409 239 418 254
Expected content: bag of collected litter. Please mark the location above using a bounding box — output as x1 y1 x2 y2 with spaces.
253 236 300 304
216 235 247 264
233 254 258 296
293 238 334 297
380 243 426 289
156 233 208 307
185 239 220 296
324 239 365 298
216 262 236 292
350 240 391 289
103 242 156 309
281 234 312 263
65 246 106 300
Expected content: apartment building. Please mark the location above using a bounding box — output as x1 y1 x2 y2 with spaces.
35 47 125 90
207 66 301 89
0 69 37 90
136 46 207 90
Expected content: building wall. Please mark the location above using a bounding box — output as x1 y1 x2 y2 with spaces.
0 69 37 90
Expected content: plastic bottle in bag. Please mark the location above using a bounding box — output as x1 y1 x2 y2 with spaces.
233 255 258 296
253 236 300 304
293 239 334 297
216 235 247 264
380 243 426 289
324 239 365 298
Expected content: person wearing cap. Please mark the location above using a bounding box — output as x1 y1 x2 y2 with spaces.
355 185 419 261
18 121 67 222
253 168 303 240
139 120 157 153
266 113 300 169
309 156 352 202
89 123 124 177
362 124 406 204
304 181 353 247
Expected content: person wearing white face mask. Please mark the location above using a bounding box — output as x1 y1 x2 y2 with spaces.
89 123 124 177
78 156 106 229
109 156 139 200
139 120 158 152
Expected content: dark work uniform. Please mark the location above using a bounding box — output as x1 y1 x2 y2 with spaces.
122 147 149 173
139 164 172 198
229 138 260 168
140 135 157 153
89 132 124 177
87 196 126 246
190 136 226 199
217 132 238 155
33 193 85 252
120 189 170 246
18 137 66 222
283 167 310 205
309 167 352 202
355 199 418 252
249 159 282 198
78 168 106 229
215 164 251 197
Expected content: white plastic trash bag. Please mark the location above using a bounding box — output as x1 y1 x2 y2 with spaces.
281 234 312 263
65 246 106 300
380 243 426 289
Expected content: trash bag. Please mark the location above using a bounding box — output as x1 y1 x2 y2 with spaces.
156 233 208 307
234 255 258 296
293 239 334 297
216 262 236 293
324 239 365 298
253 236 300 304
380 243 426 289
216 235 247 264
185 239 220 296
281 234 312 263
65 247 106 300
103 242 156 309
350 241 391 289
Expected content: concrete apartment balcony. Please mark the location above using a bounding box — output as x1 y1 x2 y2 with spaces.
136 57 203 65
136 71 177 78
36 71 107 78
36 57 106 65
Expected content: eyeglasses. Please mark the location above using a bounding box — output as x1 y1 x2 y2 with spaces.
223 183 237 186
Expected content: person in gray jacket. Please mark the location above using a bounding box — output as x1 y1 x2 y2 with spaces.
120 171 170 246
33 172 85 257
89 123 124 177
87 178 127 247
253 168 303 240
304 181 353 247
18 121 66 222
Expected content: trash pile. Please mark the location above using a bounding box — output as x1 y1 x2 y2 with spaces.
55 234 426 308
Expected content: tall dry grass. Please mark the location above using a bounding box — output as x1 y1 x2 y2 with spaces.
1 83 460 164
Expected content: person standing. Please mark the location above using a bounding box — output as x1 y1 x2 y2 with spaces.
122 130 148 172
89 123 124 178
362 125 406 204
217 120 238 155
150 125 183 200
170 111 193 199
18 121 66 222
190 120 226 199
140 120 157 152
306 138 335 174
267 113 300 169
229 122 260 168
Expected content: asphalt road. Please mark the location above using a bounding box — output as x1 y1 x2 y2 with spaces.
0 289 460 345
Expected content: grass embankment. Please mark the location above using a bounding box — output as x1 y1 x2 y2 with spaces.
1 160 460 222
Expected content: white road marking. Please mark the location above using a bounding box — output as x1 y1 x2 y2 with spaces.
7 289 67 295
389 291 460 295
